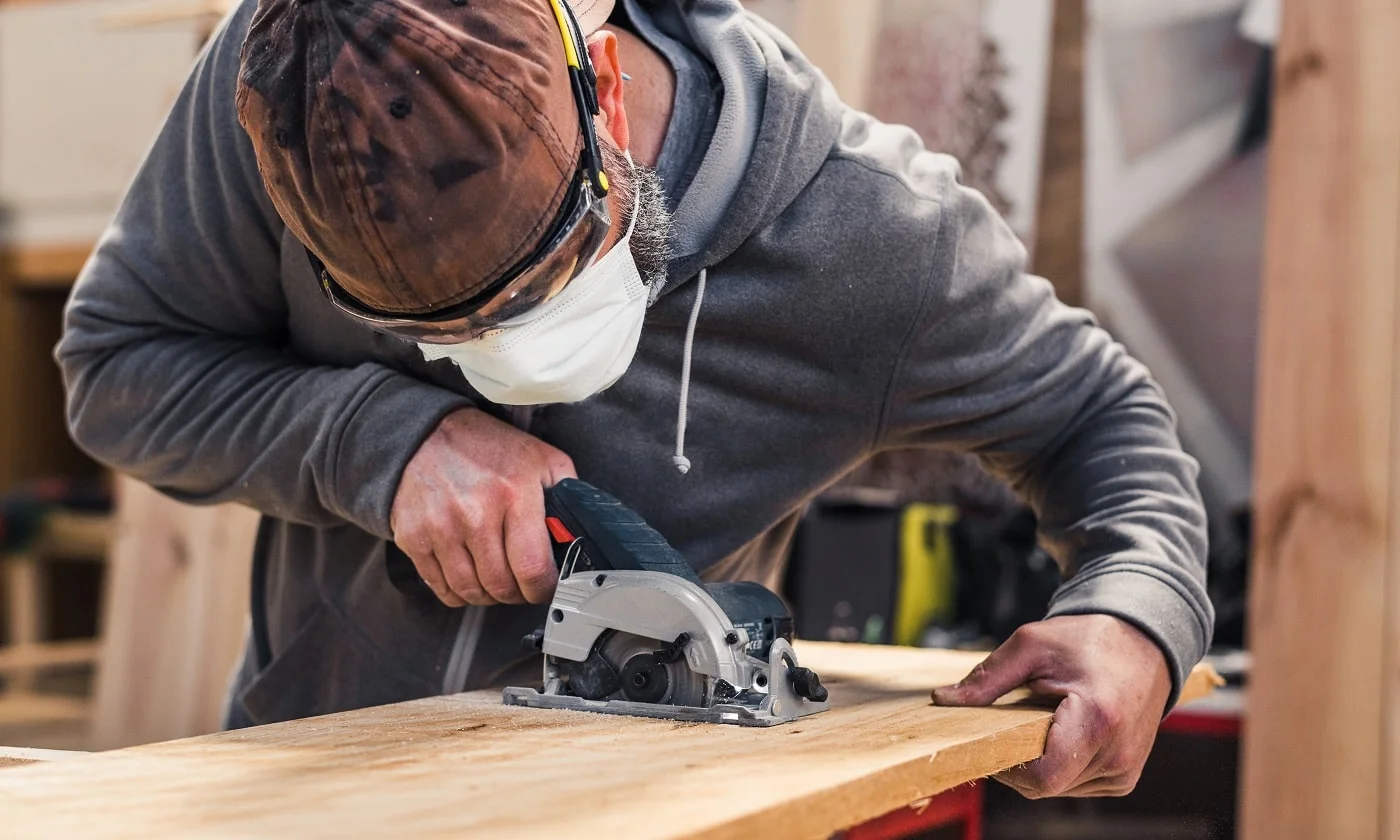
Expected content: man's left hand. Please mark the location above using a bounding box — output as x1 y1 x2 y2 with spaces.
931 614 1172 799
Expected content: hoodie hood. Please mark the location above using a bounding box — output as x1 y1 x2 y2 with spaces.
621 0 845 288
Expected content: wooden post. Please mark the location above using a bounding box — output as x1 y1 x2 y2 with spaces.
1032 0 1084 307
781 0 881 111
1242 1 1400 838
91 476 258 749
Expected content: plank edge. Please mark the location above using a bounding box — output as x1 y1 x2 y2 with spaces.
682 715 1054 840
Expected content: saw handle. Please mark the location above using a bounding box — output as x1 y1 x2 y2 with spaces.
543 478 701 583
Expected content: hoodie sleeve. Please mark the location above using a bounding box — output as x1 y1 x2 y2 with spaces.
880 158 1213 708
54 3 471 541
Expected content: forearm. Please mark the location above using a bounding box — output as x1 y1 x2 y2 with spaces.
988 372 1211 705
51 0 475 537
883 158 1213 704
59 325 469 539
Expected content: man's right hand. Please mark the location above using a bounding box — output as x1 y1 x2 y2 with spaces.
390 408 577 608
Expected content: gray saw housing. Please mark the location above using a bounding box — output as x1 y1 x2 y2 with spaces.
501 479 829 726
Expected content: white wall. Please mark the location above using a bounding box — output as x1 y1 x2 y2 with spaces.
1085 0 1254 507
983 0 1053 243
0 0 207 245
744 0 1053 245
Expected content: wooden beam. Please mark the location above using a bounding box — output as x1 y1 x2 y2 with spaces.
0 643 1219 837
1032 0 1085 307
1241 1 1400 838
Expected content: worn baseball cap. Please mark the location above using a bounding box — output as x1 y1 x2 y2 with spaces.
235 0 617 327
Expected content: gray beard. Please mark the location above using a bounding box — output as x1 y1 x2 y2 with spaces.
602 142 672 290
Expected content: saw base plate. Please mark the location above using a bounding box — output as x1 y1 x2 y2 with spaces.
501 686 829 728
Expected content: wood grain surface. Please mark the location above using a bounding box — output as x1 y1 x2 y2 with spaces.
1241 0 1400 838
0 746 88 769
0 642 1218 838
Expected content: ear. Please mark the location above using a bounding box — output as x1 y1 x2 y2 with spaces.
586 30 629 152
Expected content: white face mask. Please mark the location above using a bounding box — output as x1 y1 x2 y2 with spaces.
418 152 648 406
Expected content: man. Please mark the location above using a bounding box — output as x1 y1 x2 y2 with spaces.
56 0 1212 800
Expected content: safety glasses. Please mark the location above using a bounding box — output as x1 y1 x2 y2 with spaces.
308 0 613 344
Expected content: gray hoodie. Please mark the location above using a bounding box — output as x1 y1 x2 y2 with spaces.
56 0 1213 726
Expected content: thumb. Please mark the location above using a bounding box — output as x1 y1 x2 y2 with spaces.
542 449 578 486
933 629 1043 706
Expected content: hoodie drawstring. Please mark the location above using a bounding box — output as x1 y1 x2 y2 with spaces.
672 269 708 474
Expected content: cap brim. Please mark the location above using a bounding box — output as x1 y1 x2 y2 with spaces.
566 0 614 35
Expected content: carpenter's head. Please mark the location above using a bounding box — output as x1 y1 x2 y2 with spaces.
235 0 670 344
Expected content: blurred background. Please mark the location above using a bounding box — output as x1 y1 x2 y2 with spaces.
0 1 1272 837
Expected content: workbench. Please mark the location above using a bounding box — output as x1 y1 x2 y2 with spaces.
0 641 1219 838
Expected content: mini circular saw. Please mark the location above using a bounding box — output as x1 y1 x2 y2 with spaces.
501 479 830 727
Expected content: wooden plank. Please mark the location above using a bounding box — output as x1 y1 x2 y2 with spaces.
0 643 1218 838
0 746 88 769
1240 0 1400 838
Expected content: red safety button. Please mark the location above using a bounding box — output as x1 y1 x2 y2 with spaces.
545 517 575 543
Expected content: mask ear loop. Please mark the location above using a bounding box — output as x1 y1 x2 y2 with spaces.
617 150 641 244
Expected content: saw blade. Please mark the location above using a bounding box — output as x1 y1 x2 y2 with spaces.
599 631 708 708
